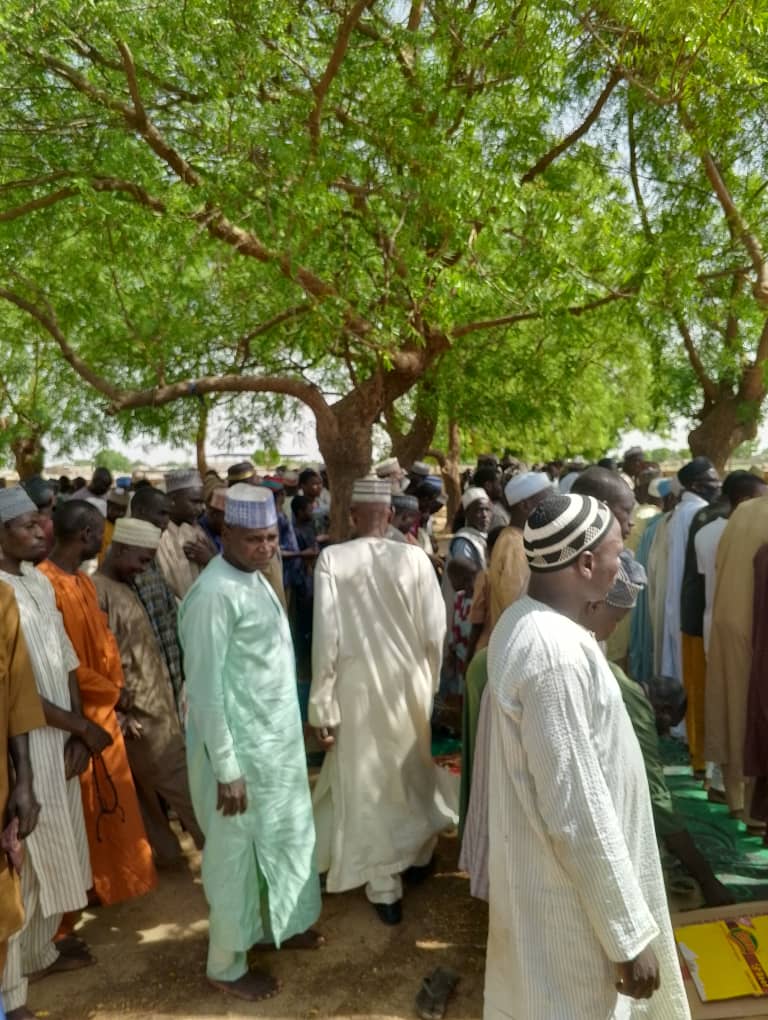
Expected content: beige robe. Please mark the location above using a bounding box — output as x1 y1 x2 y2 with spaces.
156 522 213 601
705 496 768 812
93 573 203 858
309 537 456 892
646 512 671 684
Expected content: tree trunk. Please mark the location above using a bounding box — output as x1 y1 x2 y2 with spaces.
386 408 437 468
428 419 462 526
316 405 374 540
688 396 760 473
195 402 209 476
12 432 44 480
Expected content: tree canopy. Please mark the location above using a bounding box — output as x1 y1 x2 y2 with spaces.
1 1 767 510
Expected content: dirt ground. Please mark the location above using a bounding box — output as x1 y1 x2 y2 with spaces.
28 832 487 1020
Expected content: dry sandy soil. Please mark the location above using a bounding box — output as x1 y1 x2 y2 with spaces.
28 832 487 1020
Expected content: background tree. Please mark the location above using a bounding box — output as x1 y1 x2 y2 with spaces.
93 448 133 473
0 0 655 531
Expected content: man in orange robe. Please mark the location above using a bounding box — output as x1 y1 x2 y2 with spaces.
39 500 157 905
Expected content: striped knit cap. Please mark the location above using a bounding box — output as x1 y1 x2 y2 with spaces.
523 494 613 573
606 550 647 609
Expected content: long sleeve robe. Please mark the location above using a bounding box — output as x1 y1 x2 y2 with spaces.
179 556 320 952
660 492 706 687
0 566 91 917
706 497 768 811
309 537 456 892
38 561 156 905
484 596 689 1020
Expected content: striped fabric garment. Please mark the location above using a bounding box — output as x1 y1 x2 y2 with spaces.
0 566 91 917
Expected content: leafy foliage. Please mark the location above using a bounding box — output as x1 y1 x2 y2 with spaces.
1 1 767 476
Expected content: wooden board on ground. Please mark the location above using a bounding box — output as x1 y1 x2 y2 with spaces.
672 901 768 1018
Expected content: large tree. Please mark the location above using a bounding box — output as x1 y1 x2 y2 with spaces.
587 1 768 469
0 0 653 529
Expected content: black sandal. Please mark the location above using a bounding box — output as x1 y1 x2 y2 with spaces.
416 966 460 1020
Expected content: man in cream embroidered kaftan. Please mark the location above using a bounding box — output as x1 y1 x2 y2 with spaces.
485 595 690 1020
310 533 456 907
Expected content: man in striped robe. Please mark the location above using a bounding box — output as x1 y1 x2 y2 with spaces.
0 488 110 1018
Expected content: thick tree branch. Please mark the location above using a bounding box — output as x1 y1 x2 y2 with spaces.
450 287 637 339
110 374 331 419
0 176 166 222
235 304 313 365
0 288 123 401
117 41 147 130
680 108 768 304
673 315 719 403
0 287 332 422
521 70 621 184
66 33 203 102
0 187 78 223
32 47 370 329
308 0 376 148
627 104 653 242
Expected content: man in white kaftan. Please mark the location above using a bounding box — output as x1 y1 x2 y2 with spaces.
0 489 95 1015
310 476 456 924
485 492 690 1020
660 458 720 693
156 469 216 600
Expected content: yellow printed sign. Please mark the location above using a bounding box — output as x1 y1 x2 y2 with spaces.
675 915 768 1003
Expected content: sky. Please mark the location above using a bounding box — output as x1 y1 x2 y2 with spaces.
62 414 747 470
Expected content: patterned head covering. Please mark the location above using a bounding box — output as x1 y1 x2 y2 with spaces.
225 483 277 528
350 476 392 506
164 469 202 494
113 517 162 550
606 550 647 609
523 494 613 573
0 486 37 523
504 471 552 508
461 486 489 510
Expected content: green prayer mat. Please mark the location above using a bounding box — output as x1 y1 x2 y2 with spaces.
661 738 768 904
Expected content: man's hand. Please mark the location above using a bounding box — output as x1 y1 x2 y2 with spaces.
315 726 336 751
116 687 134 713
616 946 660 1000
120 714 144 741
8 775 40 840
64 736 92 779
701 877 735 907
183 538 214 567
217 778 247 816
80 719 113 754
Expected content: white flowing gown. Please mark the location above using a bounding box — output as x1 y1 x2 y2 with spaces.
485 596 690 1020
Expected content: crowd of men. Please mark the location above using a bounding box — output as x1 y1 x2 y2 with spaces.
0 444 763 1017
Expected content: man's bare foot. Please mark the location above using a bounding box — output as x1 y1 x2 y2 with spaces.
281 929 326 950
208 969 281 1001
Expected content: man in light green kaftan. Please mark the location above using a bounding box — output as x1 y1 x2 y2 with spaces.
179 484 322 1003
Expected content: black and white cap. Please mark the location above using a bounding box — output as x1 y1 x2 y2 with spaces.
523 494 613 573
